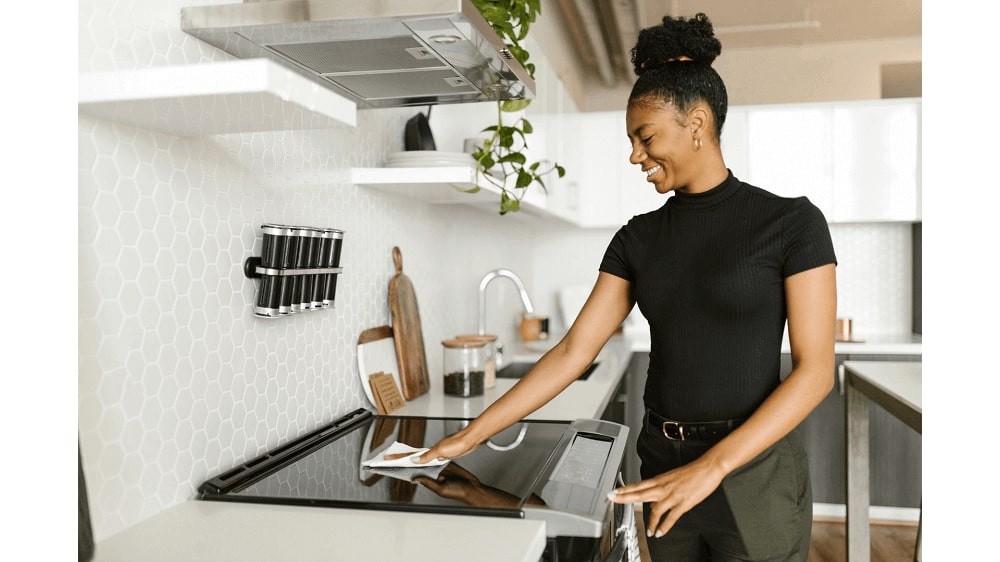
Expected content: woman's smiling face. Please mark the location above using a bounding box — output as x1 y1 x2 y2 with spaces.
626 99 698 194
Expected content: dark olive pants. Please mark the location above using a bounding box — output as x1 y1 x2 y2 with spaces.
638 421 812 561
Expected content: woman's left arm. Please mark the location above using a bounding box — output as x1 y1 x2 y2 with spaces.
610 263 837 537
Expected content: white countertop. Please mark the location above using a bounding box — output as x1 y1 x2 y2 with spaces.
395 335 631 421
94 501 546 562
843 360 922 431
826 333 923 356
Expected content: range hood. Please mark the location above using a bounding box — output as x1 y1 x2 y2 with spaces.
181 0 535 109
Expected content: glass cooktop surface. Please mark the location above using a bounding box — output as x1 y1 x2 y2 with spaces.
199 411 627 537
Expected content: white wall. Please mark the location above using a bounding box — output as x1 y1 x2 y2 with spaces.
76 0 917 544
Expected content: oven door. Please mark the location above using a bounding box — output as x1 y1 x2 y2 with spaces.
541 476 640 562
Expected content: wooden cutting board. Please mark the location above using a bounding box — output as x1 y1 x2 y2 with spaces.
388 246 430 400
356 325 404 410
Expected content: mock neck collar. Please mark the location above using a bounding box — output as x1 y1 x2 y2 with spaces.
667 171 739 211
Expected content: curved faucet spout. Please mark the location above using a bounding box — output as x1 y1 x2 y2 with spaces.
478 269 535 335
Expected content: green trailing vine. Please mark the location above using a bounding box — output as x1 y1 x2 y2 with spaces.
468 0 566 215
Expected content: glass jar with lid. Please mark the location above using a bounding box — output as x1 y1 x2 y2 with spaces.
441 338 487 397
457 334 498 389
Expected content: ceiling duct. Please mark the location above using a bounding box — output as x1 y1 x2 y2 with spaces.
557 0 639 87
606 0 642 81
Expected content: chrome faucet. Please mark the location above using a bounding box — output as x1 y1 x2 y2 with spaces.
477 269 535 336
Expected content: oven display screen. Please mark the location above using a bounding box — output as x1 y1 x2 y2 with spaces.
550 433 613 487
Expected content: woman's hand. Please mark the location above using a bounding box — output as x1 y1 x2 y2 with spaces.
608 457 726 538
412 430 479 464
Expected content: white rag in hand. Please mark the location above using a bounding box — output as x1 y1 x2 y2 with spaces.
362 441 450 468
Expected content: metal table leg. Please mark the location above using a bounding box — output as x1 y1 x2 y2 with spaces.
846 382 870 562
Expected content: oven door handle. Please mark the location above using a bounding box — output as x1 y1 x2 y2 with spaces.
602 474 641 562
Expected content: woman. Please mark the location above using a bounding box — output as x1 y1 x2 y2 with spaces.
417 13 836 561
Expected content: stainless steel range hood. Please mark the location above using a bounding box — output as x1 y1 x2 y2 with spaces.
181 0 535 109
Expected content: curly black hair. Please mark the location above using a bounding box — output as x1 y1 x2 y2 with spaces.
628 13 728 140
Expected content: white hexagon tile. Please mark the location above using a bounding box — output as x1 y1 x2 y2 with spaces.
78 104 539 541
828 222 914 337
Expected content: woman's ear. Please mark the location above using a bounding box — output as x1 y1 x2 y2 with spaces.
687 105 709 138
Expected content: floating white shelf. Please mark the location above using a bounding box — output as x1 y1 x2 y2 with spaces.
352 166 571 222
78 59 356 136
352 167 496 204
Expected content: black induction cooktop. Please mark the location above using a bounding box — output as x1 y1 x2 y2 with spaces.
198 409 628 538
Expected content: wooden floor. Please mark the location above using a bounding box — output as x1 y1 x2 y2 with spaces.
807 518 919 562
632 509 919 562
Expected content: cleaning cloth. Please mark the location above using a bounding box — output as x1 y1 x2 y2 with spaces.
362 441 450 468
361 441 450 483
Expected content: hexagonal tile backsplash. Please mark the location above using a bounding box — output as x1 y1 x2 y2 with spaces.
78 106 541 540
78 0 538 541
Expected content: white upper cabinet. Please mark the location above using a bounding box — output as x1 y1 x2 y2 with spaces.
553 111 669 228
830 99 921 222
559 112 624 228
744 104 836 218
734 98 921 223
720 107 750 180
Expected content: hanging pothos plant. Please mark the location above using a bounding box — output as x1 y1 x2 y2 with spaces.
468 0 565 215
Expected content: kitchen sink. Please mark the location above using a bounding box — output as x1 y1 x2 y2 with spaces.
495 361 600 380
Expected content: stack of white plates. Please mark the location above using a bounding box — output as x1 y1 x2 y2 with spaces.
384 151 476 168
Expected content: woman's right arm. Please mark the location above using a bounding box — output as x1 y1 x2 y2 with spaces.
415 272 634 463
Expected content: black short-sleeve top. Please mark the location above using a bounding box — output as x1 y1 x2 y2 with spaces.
600 172 837 421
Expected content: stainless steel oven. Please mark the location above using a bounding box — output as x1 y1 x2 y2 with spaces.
199 409 638 562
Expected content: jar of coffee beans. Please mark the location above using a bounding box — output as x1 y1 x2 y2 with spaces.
441 338 486 397
456 334 498 389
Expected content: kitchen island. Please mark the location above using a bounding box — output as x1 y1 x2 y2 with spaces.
844 360 922 562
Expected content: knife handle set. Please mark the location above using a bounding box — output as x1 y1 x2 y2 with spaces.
244 223 344 318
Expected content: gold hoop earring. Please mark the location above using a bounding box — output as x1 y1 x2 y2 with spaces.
694 138 702 150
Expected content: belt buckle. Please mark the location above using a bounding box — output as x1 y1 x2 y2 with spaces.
661 421 685 441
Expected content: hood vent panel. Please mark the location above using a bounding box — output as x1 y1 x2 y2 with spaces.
268 37 445 74
181 0 535 109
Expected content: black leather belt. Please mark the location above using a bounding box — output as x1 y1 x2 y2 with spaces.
646 409 746 441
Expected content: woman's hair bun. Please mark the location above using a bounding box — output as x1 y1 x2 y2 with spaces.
631 12 722 76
